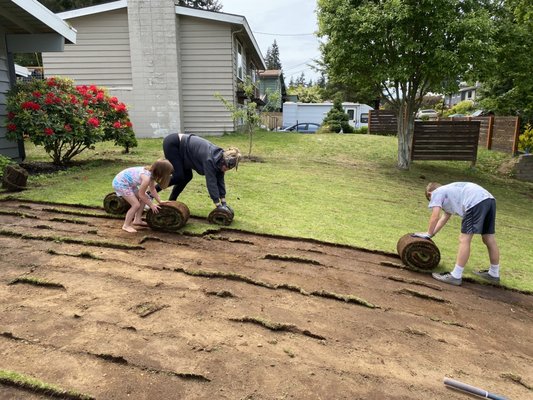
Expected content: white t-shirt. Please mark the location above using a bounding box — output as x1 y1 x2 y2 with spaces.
428 182 494 217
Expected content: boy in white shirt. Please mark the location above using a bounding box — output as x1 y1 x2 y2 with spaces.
414 182 501 286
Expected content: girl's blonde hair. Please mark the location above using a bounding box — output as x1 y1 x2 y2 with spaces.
147 159 174 189
425 182 442 200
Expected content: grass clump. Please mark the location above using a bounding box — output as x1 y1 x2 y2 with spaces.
0 369 94 400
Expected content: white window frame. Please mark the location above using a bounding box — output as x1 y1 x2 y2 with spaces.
237 41 244 81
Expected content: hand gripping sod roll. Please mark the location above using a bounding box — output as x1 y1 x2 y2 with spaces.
146 201 190 231
443 377 508 400
396 233 441 270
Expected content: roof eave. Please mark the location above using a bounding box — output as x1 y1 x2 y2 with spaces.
10 0 77 43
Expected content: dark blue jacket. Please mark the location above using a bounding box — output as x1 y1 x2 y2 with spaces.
180 134 225 202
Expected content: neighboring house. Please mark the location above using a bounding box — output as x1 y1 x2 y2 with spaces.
0 0 76 161
446 82 481 108
42 0 266 138
258 69 286 112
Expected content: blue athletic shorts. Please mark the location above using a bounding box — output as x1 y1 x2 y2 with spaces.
461 198 496 234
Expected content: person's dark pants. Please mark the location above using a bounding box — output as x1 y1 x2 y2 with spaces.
157 134 193 201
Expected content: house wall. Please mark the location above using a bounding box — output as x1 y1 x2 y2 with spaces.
178 15 235 135
42 9 136 135
0 28 19 160
42 9 132 87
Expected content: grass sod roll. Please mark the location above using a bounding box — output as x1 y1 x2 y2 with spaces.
207 207 234 226
146 201 190 231
103 192 130 215
396 233 441 271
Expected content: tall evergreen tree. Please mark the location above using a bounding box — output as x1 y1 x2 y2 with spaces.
264 40 282 70
177 0 222 11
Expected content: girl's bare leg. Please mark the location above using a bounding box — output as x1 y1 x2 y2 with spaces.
121 195 141 233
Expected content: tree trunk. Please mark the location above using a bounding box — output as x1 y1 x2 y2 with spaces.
396 101 416 170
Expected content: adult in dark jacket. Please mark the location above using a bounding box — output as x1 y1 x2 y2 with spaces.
160 133 241 209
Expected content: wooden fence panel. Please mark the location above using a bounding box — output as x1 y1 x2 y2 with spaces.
261 112 283 130
368 110 397 134
411 121 480 165
490 116 520 153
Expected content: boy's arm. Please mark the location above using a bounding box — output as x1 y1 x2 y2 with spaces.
428 207 451 236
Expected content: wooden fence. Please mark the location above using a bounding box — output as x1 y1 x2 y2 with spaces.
369 111 520 154
450 116 520 154
368 110 397 134
411 121 480 166
260 112 283 131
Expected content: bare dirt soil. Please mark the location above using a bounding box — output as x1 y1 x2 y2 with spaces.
0 199 531 400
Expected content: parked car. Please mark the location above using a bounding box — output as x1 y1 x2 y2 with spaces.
448 113 466 118
282 123 321 134
416 109 438 119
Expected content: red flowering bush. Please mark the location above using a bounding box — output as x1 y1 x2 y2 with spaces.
5 77 137 165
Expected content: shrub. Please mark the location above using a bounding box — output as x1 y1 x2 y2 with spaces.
5 77 137 165
518 123 533 154
323 98 350 133
0 154 14 179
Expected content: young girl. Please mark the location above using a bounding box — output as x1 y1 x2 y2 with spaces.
112 159 174 233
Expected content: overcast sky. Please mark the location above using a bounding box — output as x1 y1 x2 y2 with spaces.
221 0 322 83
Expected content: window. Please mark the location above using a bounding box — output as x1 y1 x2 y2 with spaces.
346 109 355 120
237 41 244 80
360 113 369 123
250 62 257 83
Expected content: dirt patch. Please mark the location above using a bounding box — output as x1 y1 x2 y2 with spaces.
0 199 532 399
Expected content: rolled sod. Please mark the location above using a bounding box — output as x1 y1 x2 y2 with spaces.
207 207 234 226
2 165 28 191
103 192 130 215
396 233 441 270
146 201 190 231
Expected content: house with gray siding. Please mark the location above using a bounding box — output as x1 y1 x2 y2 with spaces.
42 0 266 138
258 69 287 112
0 0 76 161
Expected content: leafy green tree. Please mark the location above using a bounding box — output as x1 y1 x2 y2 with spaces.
177 0 222 11
317 0 494 169
39 0 114 12
477 1 533 124
265 40 282 70
215 77 261 157
287 85 323 103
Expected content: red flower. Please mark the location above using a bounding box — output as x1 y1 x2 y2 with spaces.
87 117 100 127
47 78 56 87
33 91 42 98
109 97 118 103
113 121 122 129
44 128 54 136
64 124 72 132
96 92 105 101
7 112 15 120
126 121 133 127
45 97 54 105
22 101 41 111
7 123 17 132
83 99 89 106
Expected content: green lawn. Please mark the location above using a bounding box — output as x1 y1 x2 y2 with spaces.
3 130 532 292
